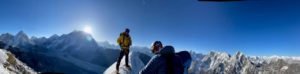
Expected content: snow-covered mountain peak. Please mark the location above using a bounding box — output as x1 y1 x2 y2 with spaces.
49 34 59 39
15 31 28 39
60 30 96 44
0 33 14 45
0 31 34 47
68 30 92 38
0 33 14 37
14 31 34 46
234 51 246 60
206 51 231 60
236 51 243 57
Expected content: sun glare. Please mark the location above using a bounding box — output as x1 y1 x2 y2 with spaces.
83 26 93 34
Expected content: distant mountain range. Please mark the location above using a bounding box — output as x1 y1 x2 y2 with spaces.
0 31 152 74
0 31 299 74
189 51 300 74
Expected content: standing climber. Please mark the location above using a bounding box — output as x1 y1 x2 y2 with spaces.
116 28 132 73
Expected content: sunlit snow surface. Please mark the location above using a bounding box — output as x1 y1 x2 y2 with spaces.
0 49 36 74
104 51 146 74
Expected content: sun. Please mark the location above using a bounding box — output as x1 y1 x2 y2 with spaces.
83 26 93 34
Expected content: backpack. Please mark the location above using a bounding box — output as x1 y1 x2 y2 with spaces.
176 51 192 74
163 54 184 74
117 32 131 48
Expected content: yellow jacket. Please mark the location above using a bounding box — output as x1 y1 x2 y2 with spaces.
117 32 132 49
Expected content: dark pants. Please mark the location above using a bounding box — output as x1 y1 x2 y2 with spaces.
116 48 129 71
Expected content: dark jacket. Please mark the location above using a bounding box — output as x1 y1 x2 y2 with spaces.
176 51 192 74
139 46 184 74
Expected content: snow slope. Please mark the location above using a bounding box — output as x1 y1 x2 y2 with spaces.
104 51 151 74
0 49 36 74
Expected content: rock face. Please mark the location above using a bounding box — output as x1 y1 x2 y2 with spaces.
189 51 300 74
0 49 36 74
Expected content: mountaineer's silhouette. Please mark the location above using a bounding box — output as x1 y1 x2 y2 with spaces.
116 28 132 73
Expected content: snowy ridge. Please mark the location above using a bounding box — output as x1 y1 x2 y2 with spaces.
250 55 300 64
189 51 300 74
250 55 300 60
0 31 34 48
0 49 36 74
104 51 148 74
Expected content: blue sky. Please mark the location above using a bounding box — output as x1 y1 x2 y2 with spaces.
0 0 300 56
